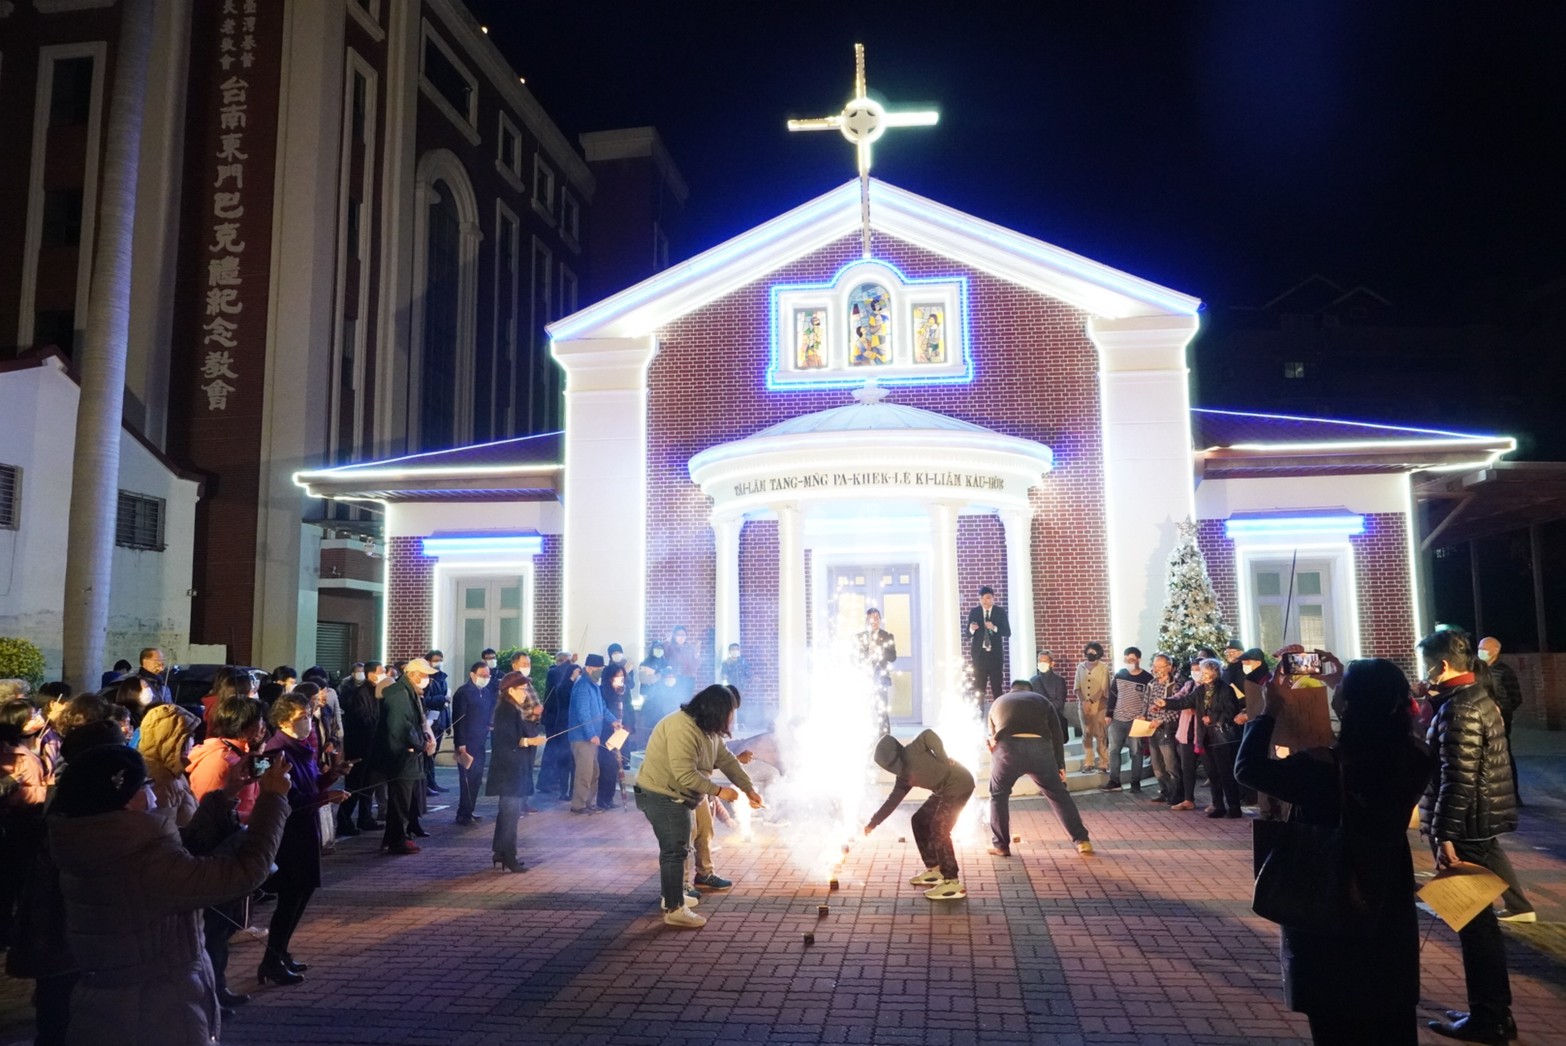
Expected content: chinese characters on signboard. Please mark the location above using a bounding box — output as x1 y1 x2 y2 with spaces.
200 0 260 411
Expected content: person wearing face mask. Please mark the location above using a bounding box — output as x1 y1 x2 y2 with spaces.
1477 637 1524 808
371 657 436 855
596 663 632 810
668 627 698 703
488 673 546 872
1101 647 1154 793
1417 629 1527 1043
1073 642 1111 773
568 655 616 814
105 674 160 748
258 693 350 985
537 655 580 801
1192 658 1246 817
337 662 383 835
451 661 495 826
1028 651 1069 738
421 650 450 796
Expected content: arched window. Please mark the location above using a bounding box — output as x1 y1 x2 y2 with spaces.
409 149 480 453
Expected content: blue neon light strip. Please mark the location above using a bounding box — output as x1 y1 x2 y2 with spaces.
421 535 544 557
766 258 974 391
1224 514 1366 540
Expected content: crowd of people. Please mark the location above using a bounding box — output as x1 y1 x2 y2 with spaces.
0 612 1539 1045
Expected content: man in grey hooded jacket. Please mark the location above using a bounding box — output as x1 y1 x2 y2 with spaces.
864 730 975 901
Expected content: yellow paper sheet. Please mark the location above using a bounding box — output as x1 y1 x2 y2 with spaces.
1129 719 1157 738
604 727 630 752
1417 862 1509 932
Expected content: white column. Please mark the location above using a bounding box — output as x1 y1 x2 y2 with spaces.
776 502 806 724
714 513 742 655
1001 507 1036 681
557 336 658 663
927 501 960 726
254 0 344 667
1089 315 1201 652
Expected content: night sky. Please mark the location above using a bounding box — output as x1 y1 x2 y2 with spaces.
469 2 1564 309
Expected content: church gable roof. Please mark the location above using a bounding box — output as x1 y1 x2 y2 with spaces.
548 179 1201 343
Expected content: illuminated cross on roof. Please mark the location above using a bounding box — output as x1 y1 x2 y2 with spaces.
787 44 939 257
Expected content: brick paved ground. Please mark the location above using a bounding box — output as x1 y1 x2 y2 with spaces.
5 729 1566 1045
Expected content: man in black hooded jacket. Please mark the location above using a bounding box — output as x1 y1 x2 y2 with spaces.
1419 629 1526 1045
864 730 975 902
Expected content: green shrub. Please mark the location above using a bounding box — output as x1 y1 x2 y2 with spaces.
497 646 553 694
0 636 48 688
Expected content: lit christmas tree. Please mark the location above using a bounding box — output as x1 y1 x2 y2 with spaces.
1156 518 1233 665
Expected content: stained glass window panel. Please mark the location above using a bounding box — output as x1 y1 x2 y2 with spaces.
794 308 826 369
912 304 946 364
848 282 891 366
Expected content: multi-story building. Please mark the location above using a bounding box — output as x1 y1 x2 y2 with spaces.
0 0 685 675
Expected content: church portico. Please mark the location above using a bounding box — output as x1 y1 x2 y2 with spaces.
689 383 1052 727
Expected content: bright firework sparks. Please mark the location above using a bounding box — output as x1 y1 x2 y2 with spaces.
769 638 884 882
934 660 988 841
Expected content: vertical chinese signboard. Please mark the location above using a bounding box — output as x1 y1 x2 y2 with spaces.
171 0 286 661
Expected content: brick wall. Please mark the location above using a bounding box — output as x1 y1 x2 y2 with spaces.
386 533 564 663
1351 512 1417 675
535 534 563 653
1197 519 1239 628
386 536 435 663
1196 511 1416 675
645 230 1111 706
1511 653 1566 731
956 514 1008 677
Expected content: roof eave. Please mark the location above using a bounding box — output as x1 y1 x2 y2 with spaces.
547 178 1202 343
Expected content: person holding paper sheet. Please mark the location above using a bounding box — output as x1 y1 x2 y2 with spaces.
567 655 615 814
1234 657 1431 1046
1417 629 1525 1044
595 663 631 810
452 661 495 826
1100 648 1154 793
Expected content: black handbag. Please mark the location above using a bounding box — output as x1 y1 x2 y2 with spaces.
1251 753 1384 937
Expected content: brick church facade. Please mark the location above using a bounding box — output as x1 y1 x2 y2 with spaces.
301 177 1512 728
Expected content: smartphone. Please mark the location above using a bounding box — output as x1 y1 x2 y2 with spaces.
250 755 273 775
1287 652 1322 675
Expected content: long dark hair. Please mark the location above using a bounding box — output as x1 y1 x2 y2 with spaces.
681 684 735 737
1336 658 1414 751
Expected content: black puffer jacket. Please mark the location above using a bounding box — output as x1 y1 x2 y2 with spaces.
1419 680 1517 842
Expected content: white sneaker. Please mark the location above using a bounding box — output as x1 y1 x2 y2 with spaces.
663 905 707 929
683 889 700 907
925 879 967 901
1077 841 1095 856
909 867 943 886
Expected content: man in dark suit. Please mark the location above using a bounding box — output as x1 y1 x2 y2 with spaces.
451 661 496 825
371 657 435 855
857 607 898 735
966 586 1010 709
